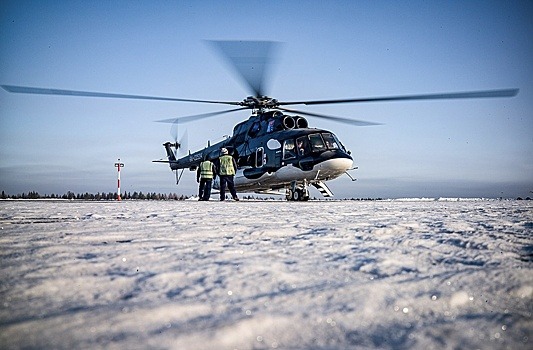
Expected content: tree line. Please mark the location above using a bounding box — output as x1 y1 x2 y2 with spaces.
1 190 191 201
4 190 528 201
1 191 281 201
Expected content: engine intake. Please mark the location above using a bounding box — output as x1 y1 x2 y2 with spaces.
295 117 308 128
283 116 295 129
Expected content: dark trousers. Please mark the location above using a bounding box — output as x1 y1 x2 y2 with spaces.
198 179 213 200
219 175 237 200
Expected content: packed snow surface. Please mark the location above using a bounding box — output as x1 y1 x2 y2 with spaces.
0 200 531 349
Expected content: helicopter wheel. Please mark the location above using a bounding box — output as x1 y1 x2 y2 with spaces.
292 189 301 201
285 189 293 201
286 189 297 201
286 188 309 201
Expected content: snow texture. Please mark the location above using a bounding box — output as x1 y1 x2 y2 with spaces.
0 200 532 349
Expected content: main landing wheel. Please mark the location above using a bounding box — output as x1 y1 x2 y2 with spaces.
286 188 309 201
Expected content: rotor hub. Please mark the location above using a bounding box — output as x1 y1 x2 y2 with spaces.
241 96 279 109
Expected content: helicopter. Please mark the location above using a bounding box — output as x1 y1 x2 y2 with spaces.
1 41 519 200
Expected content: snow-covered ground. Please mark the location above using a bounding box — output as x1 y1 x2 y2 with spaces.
0 200 531 349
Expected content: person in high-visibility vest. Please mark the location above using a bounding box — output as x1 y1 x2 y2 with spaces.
196 156 217 201
217 148 239 201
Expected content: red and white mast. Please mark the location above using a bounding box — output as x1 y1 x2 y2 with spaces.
114 159 124 201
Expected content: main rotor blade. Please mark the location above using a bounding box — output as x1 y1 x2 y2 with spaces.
1 85 241 105
279 88 519 106
156 107 248 124
278 107 382 126
208 40 281 97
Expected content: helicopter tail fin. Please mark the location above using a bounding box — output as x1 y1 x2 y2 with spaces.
163 142 177 163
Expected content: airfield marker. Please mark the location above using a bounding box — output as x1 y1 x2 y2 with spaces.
114 159 124 201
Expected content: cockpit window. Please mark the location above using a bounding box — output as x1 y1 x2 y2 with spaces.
283 139 296 160
322 133 339 149
248 121 261 136
309 133 326 152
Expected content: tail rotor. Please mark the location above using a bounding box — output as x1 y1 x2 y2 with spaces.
170 123 189 157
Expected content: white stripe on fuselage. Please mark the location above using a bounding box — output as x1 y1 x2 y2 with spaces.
234 158 353 191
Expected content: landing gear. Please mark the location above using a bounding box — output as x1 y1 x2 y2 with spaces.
286 181 310 201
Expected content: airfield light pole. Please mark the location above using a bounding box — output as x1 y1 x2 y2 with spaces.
114 159 124 201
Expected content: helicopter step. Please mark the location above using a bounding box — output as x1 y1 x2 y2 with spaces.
311 181 333 197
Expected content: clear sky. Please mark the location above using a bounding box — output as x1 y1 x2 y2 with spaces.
1 0 532 199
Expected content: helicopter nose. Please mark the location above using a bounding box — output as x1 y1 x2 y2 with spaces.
318 157 353 176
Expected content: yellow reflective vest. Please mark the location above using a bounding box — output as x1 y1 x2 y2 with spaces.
219 155 235 175
199 161 214 179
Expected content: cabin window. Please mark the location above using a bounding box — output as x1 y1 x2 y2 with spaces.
296 136 311 156
283 139 296 160
322 133 339 149
309 133 326 152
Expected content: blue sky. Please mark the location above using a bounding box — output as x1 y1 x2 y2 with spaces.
1 0 531 198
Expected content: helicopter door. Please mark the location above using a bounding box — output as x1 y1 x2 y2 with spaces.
264 138 282 168
267 147 282 168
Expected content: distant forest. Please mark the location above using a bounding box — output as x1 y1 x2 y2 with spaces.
2 190 530 201
1 190 191 201
0 190 283 201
